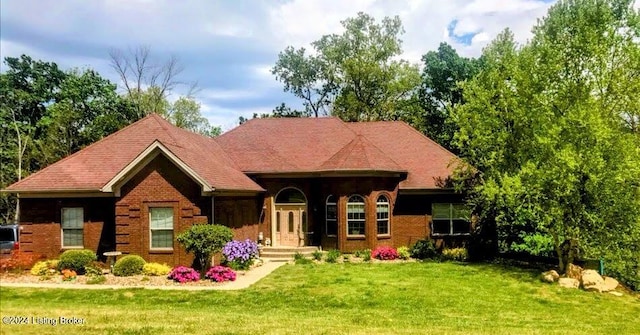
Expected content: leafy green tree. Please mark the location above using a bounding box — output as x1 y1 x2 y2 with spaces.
272 12 420 122
455 0 640 289
417 43 482 152
168 96 220 137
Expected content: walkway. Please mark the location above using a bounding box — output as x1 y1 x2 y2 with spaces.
0 261 286 291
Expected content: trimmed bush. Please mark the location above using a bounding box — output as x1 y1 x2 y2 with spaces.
372 246 399 260
177 224 233 272
442 248 468 262
30 260 59 276
397 246 411 260
86 275 106 285
143 262 172 276
362 249 372 262
410 239 438 260
57 249 97 275
168 266 200 283
113 255 146 277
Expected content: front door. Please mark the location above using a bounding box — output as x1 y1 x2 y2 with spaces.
275 204 307 247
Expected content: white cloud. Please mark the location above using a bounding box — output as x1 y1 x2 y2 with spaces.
199 88 260 101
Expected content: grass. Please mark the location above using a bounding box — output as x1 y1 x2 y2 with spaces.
0 262 638 335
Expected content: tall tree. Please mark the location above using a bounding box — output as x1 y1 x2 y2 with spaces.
455 0 640 289
417 43 482 152
109 46 188 118
169 96 220 137
272 12 421 122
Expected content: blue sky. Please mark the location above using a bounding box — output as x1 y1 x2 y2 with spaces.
1 0 574 131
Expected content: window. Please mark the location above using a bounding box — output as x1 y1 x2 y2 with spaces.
432 203 471 236
276 212 281 232
376 195 390 235
61 208 83 248
326 195 337 236
347 195 365 236
150 208 174 249
288 211 294 233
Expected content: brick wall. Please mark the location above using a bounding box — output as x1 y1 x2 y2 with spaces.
18 197 115 260
115 155 211 266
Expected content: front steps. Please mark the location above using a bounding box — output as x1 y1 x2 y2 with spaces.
260 246 320 262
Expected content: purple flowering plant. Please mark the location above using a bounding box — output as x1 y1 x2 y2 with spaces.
222 239 259 270
167 266 200 283
205 265 237 282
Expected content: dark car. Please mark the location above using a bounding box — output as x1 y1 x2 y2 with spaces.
0 224 20 255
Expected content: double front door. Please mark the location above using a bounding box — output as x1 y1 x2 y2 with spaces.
275 204 307 247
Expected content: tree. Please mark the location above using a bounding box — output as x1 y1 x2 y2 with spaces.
109 46 186 119
417 43 482 152
454 0 640 289
168 96 220 137
272 12 421 122
176 224 234 274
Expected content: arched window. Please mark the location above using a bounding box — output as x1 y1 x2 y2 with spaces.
376 195 390 235
326 195 337 236
347 195 365 236
275 188 306 204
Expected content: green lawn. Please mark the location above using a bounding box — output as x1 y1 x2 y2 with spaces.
0 262 637 335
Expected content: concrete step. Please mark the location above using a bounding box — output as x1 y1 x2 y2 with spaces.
260 246 320 262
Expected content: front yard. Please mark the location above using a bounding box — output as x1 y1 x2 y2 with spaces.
0 262 638 335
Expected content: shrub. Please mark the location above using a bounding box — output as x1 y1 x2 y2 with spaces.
57 249 96 275
30 260 59 276
354 250 364 258
326 249 341 263
113 255 146 277
397 246 411 260
312 250 323 261
84 263 104 277
168 266 200 283
143 262 172 276
372 246 398 260
86 275 106 285
442 248 468 262
0 251 42 273
222 239 259 270
410 239 438 260
362 249 372 262
205 266 236 282
177 224 233 272
61 269 77 281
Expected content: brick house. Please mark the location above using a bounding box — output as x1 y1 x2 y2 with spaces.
3 114 470 265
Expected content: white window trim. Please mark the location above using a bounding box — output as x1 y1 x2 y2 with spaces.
431 203 471 236
346 195 366 237
326 195 337 237
149 207 174 251
376 195 390 236
61 207 84 249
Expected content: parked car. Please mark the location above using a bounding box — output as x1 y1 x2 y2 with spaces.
0 224 20 255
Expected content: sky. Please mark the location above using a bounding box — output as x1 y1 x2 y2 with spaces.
0 0 603 131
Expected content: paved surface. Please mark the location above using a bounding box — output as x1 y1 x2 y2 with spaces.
0 261 286 291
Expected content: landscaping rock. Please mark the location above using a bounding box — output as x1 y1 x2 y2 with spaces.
608 291 623 297
565 263 583 280
602 276 619 292
581 270 605 292
558 277 580 289
541 270 560 283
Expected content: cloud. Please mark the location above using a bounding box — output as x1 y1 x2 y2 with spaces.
1 0 560 129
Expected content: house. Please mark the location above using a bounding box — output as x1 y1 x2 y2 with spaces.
3 114 470 265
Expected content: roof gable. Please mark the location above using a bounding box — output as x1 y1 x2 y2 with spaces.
319 134 405 172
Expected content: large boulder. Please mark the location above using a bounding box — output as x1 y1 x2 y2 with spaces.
565 263 583 280
581 269 605 292
558 277 580 289
541 270 560 283
602 276 619 292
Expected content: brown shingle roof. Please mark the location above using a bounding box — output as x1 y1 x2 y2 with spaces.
5 114 263 193
217 117 459 189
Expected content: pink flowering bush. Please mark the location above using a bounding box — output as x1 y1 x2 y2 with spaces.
372 246 399 260
205 265 237 283
167 266 200 283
